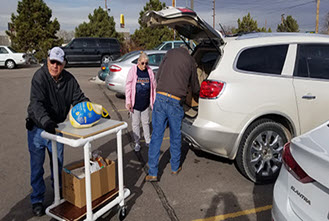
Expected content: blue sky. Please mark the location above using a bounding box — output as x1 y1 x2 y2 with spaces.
1 0 328 35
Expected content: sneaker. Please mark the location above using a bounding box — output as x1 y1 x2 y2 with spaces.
32 203 45 217
134 143 141 152
171 167 182 175
145 175 158 182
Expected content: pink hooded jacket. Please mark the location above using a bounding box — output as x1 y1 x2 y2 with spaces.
125 64 156 112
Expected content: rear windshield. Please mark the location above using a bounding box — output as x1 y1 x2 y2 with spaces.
7 46 17 53
237 45 288 75
117 51 140 62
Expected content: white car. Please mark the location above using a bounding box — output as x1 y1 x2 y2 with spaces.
0 45 26 69
144 7 329 183
272 121 329 220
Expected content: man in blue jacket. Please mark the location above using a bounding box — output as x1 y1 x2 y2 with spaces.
26 47 89 216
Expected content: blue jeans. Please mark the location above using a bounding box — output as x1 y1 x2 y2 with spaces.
27 126 64 204
148 94 184 176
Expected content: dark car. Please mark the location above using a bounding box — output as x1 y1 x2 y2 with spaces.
62 37 121 65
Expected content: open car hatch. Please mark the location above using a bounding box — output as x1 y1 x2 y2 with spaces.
143 6 224 46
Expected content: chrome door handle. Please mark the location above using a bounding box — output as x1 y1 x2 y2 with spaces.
302 95 316 100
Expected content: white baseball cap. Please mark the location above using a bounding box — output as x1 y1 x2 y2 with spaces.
49 47 65 64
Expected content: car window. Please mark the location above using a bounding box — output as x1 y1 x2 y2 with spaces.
85 39 97 47
174 42 184 48
236 45 288 75
148 54 165 66
99 39 111 47
161 43 172 51
7 47 17 53
294 44 329 80
72 39 83 48
0 47 8 54
131 53 165 66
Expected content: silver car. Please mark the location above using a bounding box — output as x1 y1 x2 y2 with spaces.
105 50 166 95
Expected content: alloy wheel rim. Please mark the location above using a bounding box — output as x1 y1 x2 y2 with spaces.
249 130 284 176
7 61 14 69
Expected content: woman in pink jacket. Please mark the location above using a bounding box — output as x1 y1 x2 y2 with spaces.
125 52 156 151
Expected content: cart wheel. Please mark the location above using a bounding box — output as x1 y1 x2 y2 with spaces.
118 206 127 221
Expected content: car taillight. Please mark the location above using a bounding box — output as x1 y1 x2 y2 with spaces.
178 8 196 14
101 65 106 71
282 142 314 183
109 65 122 72
200 80 225 99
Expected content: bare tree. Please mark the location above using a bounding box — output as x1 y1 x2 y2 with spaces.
56 30 75 45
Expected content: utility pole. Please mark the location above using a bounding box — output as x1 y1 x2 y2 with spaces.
315 0 320 33
173 0 176 39
212 0 216 28
281 14 285 25
191 0 194 10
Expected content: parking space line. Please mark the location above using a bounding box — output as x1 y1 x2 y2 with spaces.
192 205 272 221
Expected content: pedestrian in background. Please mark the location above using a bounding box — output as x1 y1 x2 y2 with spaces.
125 52 156 151
145 46 200 182
26 47 89 216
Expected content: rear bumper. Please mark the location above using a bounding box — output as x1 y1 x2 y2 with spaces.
272 167 301 221
181 118 238 159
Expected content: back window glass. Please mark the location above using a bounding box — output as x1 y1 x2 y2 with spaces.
294 44 329 80
236 45 288 75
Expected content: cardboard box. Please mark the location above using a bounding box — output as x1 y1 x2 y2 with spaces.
62 159 116 208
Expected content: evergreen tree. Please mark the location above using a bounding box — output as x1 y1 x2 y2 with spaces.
131 0 173 50
277 15 299 32
233 13 271 34
6 0 62 61
75 7 123 42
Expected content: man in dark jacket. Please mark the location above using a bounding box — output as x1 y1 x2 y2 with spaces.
146 46 200 182
26 47 89 216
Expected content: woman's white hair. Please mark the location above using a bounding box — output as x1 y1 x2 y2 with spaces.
138 51 149 61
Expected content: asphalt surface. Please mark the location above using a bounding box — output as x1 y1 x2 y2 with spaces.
0 65 274 221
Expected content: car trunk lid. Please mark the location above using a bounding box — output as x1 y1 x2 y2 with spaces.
291 121 329 188
143 6 224 50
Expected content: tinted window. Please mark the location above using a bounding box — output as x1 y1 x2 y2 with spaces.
0 47 8 54
294 44 329 80
99 39 111 47
237 45 288 75
85 39 97 47
161 43 172 50
174 42 184 48
72 39 83 48
148 54 165 66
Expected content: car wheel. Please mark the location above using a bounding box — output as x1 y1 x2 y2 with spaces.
236 119 291 184
102 55 113 63
5 60 16 69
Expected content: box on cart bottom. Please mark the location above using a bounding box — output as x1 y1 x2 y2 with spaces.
62 159 116 208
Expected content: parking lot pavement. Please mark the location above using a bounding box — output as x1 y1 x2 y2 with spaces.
0 66 273 221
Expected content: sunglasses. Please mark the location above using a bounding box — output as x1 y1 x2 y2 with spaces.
141 62 148 66
50 60 63 66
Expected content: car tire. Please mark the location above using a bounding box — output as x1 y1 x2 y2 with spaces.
235 119 291 184
5 60 16 69
101 55 113 63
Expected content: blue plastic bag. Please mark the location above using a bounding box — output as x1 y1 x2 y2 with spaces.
69 102 109 128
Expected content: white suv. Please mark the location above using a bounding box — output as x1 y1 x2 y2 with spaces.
144 7 329 183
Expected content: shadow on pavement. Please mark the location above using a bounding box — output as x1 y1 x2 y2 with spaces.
204 192 250 221
2 176 56 221
253 183 274 221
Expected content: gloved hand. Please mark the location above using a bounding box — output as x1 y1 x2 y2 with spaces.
44 120 58 134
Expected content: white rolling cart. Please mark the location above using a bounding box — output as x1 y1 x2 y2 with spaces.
41 118 131 221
